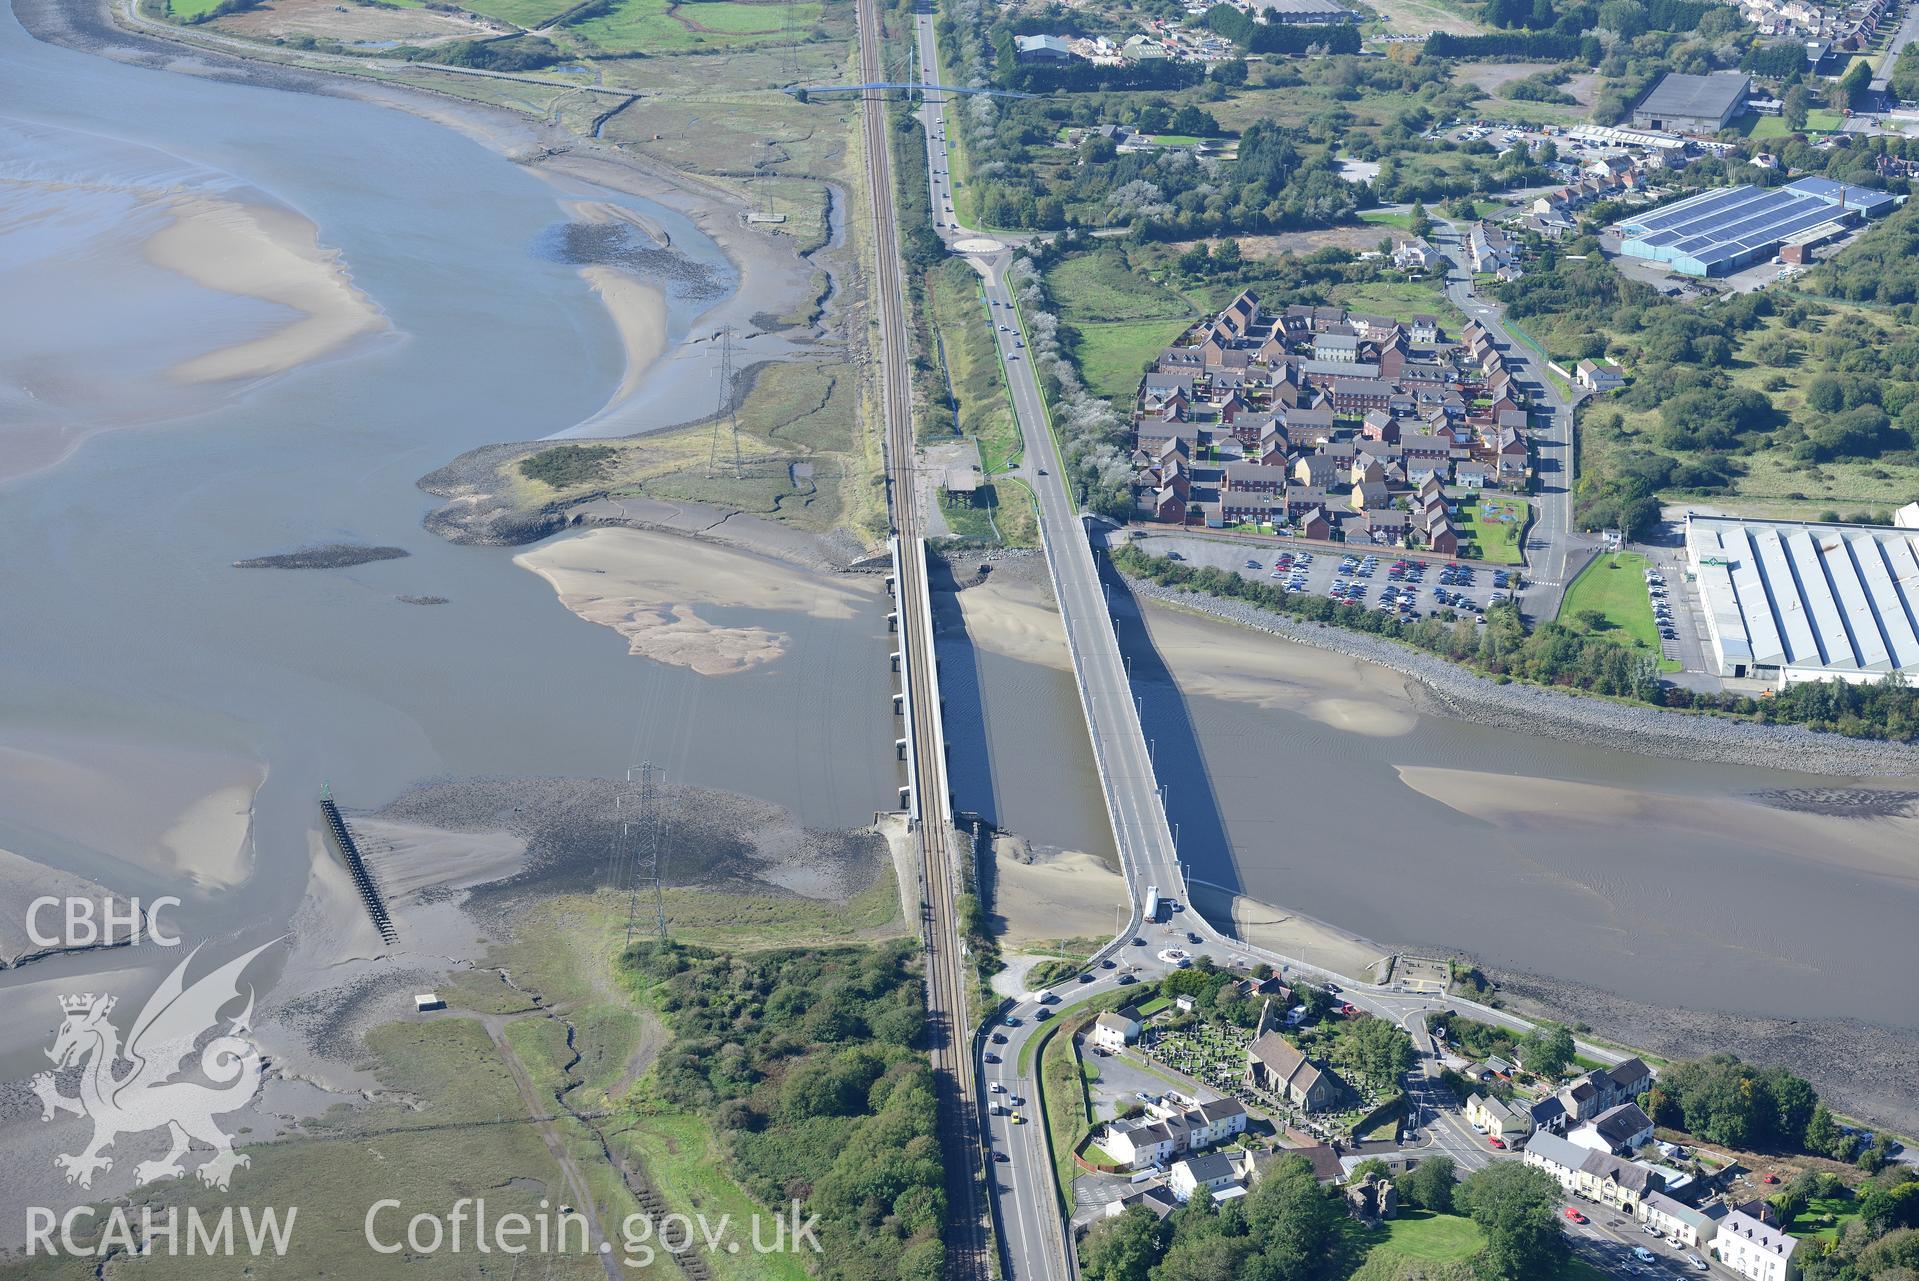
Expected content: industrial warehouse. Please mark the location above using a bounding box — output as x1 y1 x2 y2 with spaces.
1613 177 1898 277
1685 514 1919 686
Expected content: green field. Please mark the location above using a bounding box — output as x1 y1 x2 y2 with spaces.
1736 108 1846 139
1346 1211 1614 1281
1331 279 1468 334
1361 1210 1485 1263
570 0 812 52
1073 318 1192 402
1558 551 1679 672
1455 495 1529 565
165 0 223 19
458 0 582 27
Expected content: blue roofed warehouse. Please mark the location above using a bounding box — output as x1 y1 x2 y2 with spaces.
1612 178 1900 277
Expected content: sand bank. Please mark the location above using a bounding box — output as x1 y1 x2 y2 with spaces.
1186 880 1395 983
514 526 874 675
990 842 1127 946
148 195 386 383
1138 603 1418 738
1396 764 1919 884
159 784 255 889
0 733 262 889
949 567 1075 673
578 264 668 412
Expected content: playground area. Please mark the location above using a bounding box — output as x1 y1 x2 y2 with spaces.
1455 494 1529 565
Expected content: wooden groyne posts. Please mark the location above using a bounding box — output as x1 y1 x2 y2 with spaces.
319 786 398 945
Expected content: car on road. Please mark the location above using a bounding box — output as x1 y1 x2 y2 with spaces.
1117 973 1136 984
990 1082 1005 1093
1132 936 1146 946
1685 1255 1706 1271
1563 1207 1588 1224
984 1052 1001 1063
990 1032 1006 1044
1633 1247 1656 1264
1011 1112 1024 1125
1078 972 1094 983
1187 931 1202 944
993 1152 1009 1163
1100 958 1117 969
1009 1095 1025 1107
1034 1008 1051 1020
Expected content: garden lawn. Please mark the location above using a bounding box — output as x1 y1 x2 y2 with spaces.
1372 1210 1483 1262
1788 1195 1860 1244
1557 551 1679 672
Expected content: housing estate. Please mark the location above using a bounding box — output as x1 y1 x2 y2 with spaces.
1130 291 1530 542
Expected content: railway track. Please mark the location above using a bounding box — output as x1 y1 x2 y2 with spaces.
852 1 989 1277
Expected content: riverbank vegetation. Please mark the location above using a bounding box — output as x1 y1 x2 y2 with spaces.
1113 543 1919 741
624 937 946 1281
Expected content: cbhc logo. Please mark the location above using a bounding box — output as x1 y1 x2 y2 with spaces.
26 898 183 948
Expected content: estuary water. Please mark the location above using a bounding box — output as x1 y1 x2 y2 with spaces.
0 0 896 1037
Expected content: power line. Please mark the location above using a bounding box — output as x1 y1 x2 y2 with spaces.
607 763 669 948
625 763 667 947
720 325 743 479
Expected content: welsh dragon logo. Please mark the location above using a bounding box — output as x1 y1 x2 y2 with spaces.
29 940 276 1191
